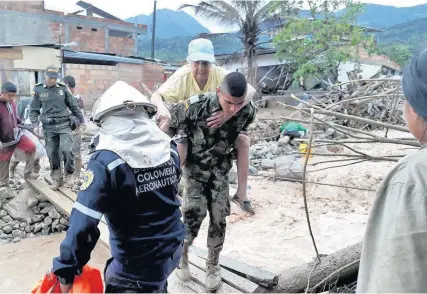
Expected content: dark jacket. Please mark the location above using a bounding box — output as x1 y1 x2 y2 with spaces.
52 142 185 284
29 82 84 133
0 100 21 145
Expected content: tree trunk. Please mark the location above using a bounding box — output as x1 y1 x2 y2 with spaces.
259 241 362 293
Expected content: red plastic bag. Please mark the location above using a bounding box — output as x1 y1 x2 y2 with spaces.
31 265 104 293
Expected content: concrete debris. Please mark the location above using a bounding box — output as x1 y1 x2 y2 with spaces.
0 187 15 200
26 197 39 208
48 208 61 219
3 188 35 222
261 159 275 170
274 156 303 180
0 188 71 243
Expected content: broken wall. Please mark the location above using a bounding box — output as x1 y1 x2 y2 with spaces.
0 3 137 56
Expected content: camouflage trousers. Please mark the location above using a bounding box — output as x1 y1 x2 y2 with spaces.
44 131 74 174
72 131 82 160
182 174 230 251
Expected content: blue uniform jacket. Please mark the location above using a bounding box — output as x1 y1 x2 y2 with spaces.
52 142 186 283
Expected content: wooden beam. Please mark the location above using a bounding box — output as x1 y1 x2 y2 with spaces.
189 263 242 293
189 246 278 288
167 273 197 293
189 254 259 293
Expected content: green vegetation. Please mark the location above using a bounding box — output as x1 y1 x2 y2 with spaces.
274 0 377 83
179 0 288 85
137 35 241 62
377 18 427 67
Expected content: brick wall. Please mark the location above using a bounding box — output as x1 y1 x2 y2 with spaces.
0 4 142 56
109 36 135 56
69 26 106 53
65 63 165 110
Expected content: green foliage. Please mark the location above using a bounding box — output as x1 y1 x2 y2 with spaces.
137 35 242 62
274 0 377 82
380 44 412 67
180 0 286 85
377 18 427 67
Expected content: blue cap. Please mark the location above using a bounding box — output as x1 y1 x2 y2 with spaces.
188 38 215 63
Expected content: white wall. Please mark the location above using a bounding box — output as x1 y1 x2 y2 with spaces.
337 62 381 83
218 54 386 84
218 53 285 72
13 47 60 70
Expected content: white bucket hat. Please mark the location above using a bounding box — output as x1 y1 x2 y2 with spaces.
91 81 157 123
188 38 215 63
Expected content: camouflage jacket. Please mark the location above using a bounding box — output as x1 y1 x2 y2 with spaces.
169 92 256 182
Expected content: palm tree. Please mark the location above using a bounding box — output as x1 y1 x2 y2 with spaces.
179 0 291 86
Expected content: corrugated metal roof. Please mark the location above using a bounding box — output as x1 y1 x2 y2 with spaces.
0 43 61 49
63 50 169 65
64 50 145 64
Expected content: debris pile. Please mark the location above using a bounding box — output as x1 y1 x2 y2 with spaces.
247 120 281 144
0 186 69 244
301 79 405 130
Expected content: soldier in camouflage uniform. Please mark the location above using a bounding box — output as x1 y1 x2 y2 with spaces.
29 66 85 190
168 72 256 291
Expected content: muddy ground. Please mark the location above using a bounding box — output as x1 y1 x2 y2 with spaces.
0 105 414 291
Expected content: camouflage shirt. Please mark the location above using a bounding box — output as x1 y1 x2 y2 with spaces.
169 92 256 182
29 82 84 133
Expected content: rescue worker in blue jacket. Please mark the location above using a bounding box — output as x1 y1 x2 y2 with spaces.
51 81 186 293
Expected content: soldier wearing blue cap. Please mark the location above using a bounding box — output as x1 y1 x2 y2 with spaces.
29 65 85 190
151 38 257 215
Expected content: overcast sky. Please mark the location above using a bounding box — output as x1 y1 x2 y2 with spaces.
43 0 427 33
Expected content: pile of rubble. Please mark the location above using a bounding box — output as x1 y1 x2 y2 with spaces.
301 79 404 129
249 139 304 181
0 185 69 244
247 120 282 144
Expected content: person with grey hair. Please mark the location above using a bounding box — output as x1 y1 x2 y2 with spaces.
357 49 427 292
151 38 257 215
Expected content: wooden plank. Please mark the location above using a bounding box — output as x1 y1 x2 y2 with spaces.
27 179 110 248
189 263 242 293
189 246 278 288
189 254 259 293
167 272 197 293
167 270 206 293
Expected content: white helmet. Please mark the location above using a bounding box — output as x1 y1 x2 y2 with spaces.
91 81 157 123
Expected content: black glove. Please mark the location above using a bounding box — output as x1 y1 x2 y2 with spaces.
69 115 81 131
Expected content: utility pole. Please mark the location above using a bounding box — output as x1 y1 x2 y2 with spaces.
151 0 157 59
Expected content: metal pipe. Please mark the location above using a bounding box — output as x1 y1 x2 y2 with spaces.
151 0 157 59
